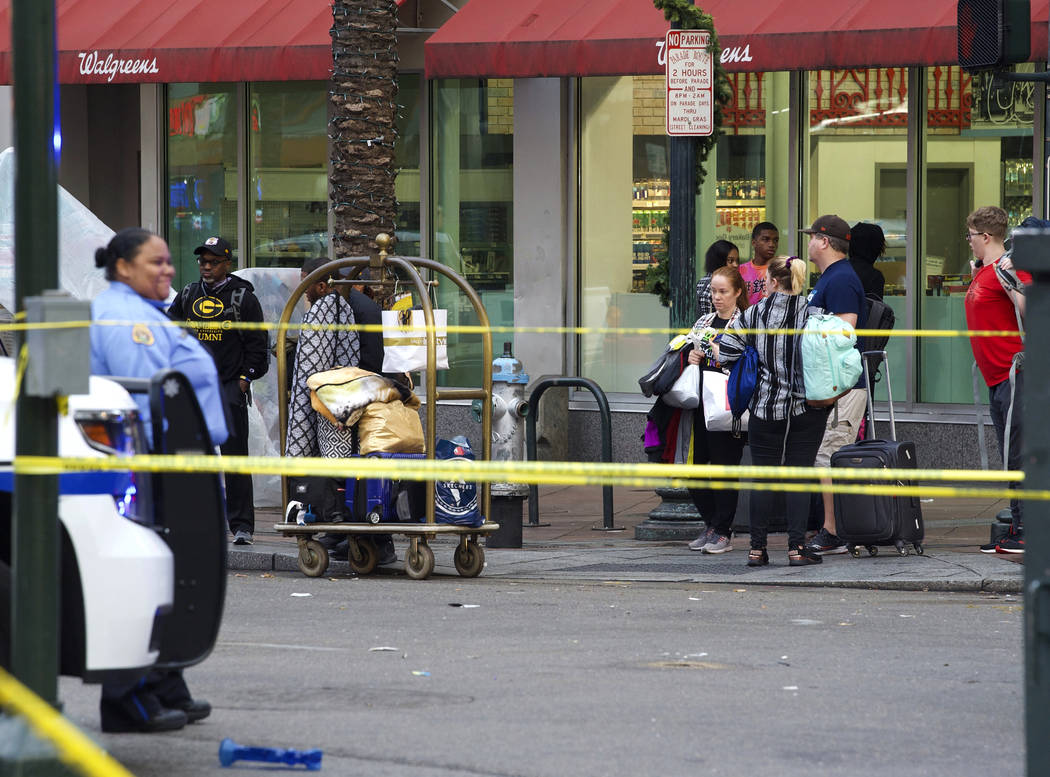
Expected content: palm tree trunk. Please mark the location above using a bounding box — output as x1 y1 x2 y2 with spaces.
330 0 399 258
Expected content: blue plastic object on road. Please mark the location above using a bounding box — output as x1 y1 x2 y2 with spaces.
218 738 323 770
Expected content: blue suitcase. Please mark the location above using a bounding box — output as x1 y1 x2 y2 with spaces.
346 452 426 523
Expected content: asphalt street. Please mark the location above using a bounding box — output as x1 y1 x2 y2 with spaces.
58 571 1023 777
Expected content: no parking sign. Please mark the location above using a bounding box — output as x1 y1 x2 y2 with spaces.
665 29 714 136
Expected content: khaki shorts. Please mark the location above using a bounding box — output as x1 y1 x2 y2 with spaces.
814 388 868 467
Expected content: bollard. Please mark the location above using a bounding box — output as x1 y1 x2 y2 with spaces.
218 738 323 770
487 485 526 548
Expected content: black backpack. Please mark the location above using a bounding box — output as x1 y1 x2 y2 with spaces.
858 293 895 354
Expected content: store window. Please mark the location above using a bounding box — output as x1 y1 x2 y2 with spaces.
806 68 910 402
580 73 791 394
432 78 514 387
166 83 238 286
920 65 1035 403
714 72 792 264
249 82 329 269
394 73 423 256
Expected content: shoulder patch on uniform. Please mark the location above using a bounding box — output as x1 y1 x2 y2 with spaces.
131 323 155 346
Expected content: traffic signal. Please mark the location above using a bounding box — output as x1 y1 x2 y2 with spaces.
957 0 1031 70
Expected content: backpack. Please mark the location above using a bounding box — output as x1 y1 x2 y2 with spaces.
800 314 863 407
726 343 759 431
433 436 483 527
858 294 895 354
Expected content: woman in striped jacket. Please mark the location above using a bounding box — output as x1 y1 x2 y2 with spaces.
713 255 828 567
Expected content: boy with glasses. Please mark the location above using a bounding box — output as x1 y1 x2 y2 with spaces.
964 207 1029 555
169 236 269 545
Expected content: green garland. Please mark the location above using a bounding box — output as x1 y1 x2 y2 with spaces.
646 0 732 305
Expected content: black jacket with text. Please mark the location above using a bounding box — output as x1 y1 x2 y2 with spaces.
169 274 270 385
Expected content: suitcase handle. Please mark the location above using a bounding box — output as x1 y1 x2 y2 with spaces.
862 350 895 442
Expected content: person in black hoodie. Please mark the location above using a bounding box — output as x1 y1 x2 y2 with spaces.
848 221 886 299
169 236 269 544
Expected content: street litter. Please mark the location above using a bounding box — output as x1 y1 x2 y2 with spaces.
790 619 822 626
412 670 431 677
219 738 321 771
899 614 915 618
259 573 274 578
448 603 480 608
290 593 312 598
733 589 747 593
688 597 701 601
369 646 400 652
782 686 799 691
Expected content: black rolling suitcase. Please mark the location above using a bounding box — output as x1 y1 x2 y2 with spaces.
831 351 924 557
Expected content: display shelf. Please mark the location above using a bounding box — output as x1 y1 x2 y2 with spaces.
716 199 766 207
634 199 670 209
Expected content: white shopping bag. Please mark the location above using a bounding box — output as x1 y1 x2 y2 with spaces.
381 309 449 372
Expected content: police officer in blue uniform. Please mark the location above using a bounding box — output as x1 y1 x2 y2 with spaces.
91 228 228 733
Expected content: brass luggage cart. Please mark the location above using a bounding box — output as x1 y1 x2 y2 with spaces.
273 234 497 580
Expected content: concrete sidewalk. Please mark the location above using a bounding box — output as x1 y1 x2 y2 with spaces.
229 486 1024 593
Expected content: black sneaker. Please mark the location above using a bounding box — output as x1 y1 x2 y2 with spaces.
979 539 1000 553
804 528 847 555
996 535 1025 555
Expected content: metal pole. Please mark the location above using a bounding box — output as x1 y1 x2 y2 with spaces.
640 3 702 541
668 71 698 331
10 0 59 704
1012 229 1050 777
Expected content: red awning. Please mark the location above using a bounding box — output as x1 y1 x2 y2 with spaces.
0 0 334 85
425 0 1049 78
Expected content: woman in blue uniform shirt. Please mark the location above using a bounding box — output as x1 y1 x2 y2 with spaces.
91 228 228 448
91 228 227 733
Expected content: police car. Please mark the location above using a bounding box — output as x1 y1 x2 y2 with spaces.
0 358 226 681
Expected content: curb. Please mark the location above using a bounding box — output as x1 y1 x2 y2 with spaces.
226 548 1023 594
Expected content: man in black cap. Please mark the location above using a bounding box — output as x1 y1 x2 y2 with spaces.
169 236 269 544
798 215 868 556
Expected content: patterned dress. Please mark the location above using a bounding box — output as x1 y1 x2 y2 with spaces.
285 292 361 458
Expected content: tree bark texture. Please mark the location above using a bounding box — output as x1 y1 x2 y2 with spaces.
330 0 399 258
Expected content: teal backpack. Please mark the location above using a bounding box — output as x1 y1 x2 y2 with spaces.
800 314 863 407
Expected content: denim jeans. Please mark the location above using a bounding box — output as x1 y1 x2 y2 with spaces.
989 369 1023 532
747 407 830 548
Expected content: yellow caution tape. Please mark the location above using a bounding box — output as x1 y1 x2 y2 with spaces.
12 455 1034 501
0 318 1024 339
0 667 136 777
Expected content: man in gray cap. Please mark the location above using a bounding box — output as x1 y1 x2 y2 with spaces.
798 215 869 556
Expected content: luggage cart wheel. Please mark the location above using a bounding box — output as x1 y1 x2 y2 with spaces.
348 537 378 575
849 546 862 558
405 541 435 580
298 539 330 578
866 545 878 557
366 510 383 525
894 541 908 557
914 543 924 555
454 540 485 578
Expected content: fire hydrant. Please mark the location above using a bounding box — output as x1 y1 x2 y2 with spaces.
473 342 529 547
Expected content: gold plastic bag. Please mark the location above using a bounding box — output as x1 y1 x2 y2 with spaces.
357 396 425 455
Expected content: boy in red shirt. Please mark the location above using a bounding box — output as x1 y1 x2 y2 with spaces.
964 206 1029 554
